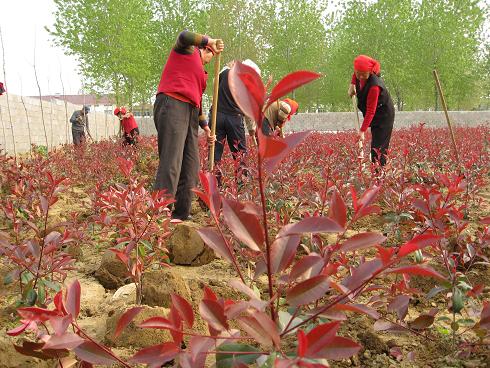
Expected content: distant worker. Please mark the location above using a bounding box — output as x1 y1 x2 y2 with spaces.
114 106 139 146
212 59 260 185
348 55 395 166
248 98 298 138
69 105 93 145
0 82 5 95
153 30 223 221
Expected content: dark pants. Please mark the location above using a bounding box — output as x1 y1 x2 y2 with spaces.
213 111 247 162
124 127 139 146
262 118 274 136
370 122 393 166
153 93 199 220
72 129 86 145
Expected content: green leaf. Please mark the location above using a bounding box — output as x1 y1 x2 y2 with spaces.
140 240 153 250
3 272 14 285
216 344 261 368
25 289 37 306
36 283 46 306
452 288 465 314
43 280 62 292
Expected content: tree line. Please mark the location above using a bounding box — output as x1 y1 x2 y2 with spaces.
49 0 490 112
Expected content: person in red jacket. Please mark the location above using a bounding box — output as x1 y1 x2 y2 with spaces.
348 55 395 166
0 82 5 95
114 106 139 146
154 30 223 221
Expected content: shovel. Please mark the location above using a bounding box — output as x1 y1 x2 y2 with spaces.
352 95 364 159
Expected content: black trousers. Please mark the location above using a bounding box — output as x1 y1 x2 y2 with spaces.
72 129 86 145
153 93 199 220
370 122 393 166
213 111 247 162
124 127 139 146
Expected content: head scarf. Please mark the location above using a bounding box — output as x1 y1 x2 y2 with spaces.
283 98 299 119
354 55 381 75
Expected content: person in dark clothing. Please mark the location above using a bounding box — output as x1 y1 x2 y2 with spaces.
114 106 139 146
348 55 395 166
153 30 223 221
211 59 260 186
69 105 93 145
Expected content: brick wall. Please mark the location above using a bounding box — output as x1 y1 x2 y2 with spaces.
0 94 119 155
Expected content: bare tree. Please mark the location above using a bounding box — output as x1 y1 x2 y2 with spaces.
0 26 17 157
33 36 49 149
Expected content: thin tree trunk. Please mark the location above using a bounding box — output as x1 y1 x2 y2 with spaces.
0 26 17 157
33 42 49 149
59 70 69 144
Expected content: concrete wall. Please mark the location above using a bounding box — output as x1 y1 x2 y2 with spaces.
136 110 490 137
0 93 119 155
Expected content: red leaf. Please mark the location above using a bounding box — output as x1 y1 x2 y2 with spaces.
138 316 175 330
171 294 194 329
314 336 361 360
297 330 307 357
65 280 81 320
130 342 179 367
409 314 435 330
481 216 490 225
229 61 265 123
467 284 484 298
386 266 445 280
229 279 259 300
341 232 386 252
387 295 410 321
189 336 215 366
264 131 311 172
278 217 344 238
197 228 233 263
203 286 218 301
222 199 264 251
342 259 383 292
270 235 301 273
398 233 441 258
357 186 380 209
287 275 330 307
114 306 143 338
49 315 73 336
266 71 321 109
197 171 221 216
328 190 347 228
74 341 118 365
237 311 280 348
480 301 490 330
289 254 324 281
258 130 288 160
331 303 380 319
199 299 228 331
17 307 59 322
42 333 85 350
304 321 340 358
168 306 183 344
373 320 407 332
7 322 32 336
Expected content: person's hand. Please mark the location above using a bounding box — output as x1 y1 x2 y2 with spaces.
205 129 216 145
248 129 256 137
348 84 356 97
208 38 224 54
359 131 365 142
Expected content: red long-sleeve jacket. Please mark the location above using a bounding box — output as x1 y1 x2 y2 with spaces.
351 74 380 132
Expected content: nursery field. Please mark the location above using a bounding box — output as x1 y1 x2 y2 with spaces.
0 124 489 368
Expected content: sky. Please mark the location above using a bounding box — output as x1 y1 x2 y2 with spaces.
0 0 82 96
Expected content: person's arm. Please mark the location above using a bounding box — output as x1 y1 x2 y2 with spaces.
174 30 209 54
69 111 78 124
198 108 215 145
360 86 380 132
348 73 357 97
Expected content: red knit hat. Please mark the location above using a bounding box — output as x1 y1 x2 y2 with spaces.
354 55 381 74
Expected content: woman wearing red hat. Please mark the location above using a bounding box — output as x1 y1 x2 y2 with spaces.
114 106 139 146
348 55 395 166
